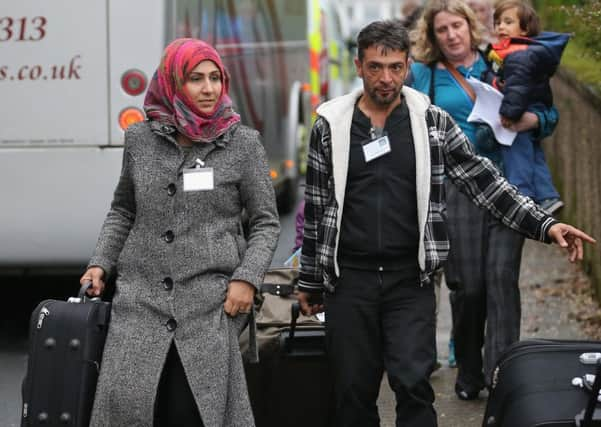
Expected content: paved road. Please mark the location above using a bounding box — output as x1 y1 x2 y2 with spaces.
0 339 26 427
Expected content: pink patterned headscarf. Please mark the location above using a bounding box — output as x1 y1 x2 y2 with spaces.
143 38 240 143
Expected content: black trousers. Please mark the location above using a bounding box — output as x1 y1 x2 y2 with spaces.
325 267 437 427
154 342 204 427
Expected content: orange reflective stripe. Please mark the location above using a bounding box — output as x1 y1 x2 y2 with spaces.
310 93 320 107
310 49 320 71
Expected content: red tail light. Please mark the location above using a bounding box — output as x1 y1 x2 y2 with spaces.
121 69 147 96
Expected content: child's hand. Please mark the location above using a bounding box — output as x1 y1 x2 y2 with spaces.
500 115 514 128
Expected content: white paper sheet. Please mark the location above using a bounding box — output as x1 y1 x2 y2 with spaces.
466 77 517 146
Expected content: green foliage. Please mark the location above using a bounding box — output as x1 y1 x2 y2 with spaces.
562 42 601 94
535 0 601 61
533 0 601 90
534 0 583 33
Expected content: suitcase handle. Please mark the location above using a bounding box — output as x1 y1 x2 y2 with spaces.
584 360 601 427
67 283 97 304
286 302 301 353
78 283 93 299
575 360 601 427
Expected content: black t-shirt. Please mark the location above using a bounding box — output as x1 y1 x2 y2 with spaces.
338 98 419 274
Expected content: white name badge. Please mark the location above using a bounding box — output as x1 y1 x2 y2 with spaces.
183 167 214 191
362 135 391 162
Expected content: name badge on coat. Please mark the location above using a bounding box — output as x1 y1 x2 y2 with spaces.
183 159 214 191
362 135 391 163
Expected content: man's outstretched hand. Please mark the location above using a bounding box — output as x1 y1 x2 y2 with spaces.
548 223 596 263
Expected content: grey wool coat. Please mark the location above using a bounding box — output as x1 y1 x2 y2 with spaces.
88 120 280 426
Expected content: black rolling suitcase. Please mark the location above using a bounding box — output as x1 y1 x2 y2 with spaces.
241 268 333 427
21 284 111 427
483 339 601 427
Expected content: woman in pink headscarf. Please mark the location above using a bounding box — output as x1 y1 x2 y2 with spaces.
80 38 280 426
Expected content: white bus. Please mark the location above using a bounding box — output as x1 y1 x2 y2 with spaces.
0 0 351 271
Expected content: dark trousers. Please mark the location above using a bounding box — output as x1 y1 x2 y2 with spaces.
154 342 204 427
445 182 525 389
325 267 437 427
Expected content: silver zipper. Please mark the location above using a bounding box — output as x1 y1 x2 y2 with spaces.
492 366 499 388
37 307 49 329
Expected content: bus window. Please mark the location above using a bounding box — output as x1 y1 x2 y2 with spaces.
174 0 215 43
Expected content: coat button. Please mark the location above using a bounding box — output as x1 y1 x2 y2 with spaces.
167 183 176 196
162 277 173 291
166 318 177 332
163 230 174 243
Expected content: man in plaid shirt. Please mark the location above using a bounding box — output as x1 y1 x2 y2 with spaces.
296 20 594 427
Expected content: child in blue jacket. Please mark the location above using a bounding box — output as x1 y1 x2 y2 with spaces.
486 0 569 214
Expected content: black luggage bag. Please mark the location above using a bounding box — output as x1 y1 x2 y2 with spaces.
241 268 333 427
21 284 111 427
483 339 601 427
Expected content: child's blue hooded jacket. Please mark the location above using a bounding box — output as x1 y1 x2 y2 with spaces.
488 32 570 121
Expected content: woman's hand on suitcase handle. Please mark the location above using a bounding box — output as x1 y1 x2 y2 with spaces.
224 280 255 316
297 291 324 316
79 267 106 297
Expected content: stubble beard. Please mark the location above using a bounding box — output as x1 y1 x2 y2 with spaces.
366 85 402 107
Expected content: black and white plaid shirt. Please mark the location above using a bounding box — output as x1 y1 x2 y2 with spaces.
298 87 556 293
